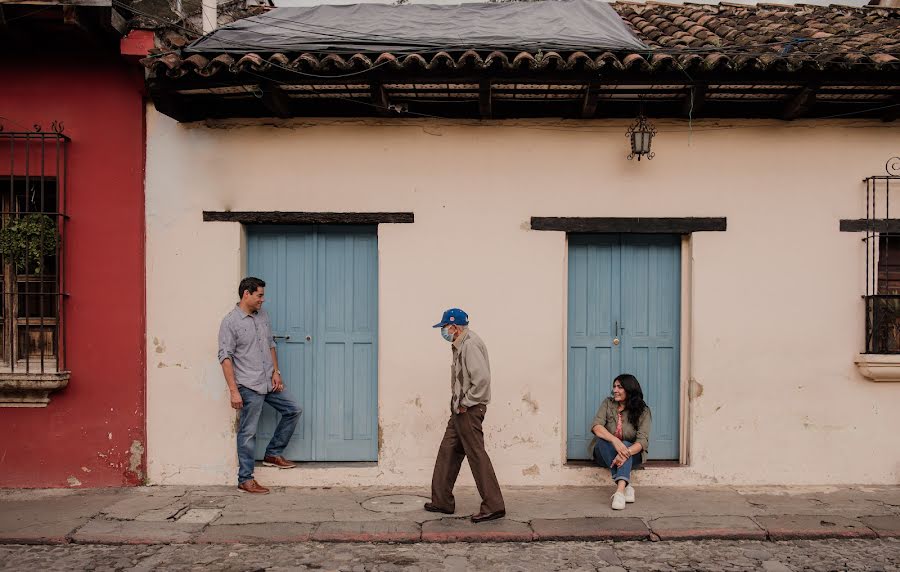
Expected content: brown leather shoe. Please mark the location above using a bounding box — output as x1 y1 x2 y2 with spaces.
238 479 270 494
471 510 506 523
263 455 296 469
424 502 454 515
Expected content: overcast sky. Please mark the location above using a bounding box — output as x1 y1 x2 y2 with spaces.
274 0 870 7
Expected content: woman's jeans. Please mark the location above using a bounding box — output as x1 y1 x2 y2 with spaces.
593 439 642 484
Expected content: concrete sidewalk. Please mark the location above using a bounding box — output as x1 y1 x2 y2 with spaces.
1 485 898 545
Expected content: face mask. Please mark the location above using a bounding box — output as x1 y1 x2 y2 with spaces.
441 326 454 342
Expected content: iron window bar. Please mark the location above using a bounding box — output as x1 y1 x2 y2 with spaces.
0 122 69 374
862 157 900 353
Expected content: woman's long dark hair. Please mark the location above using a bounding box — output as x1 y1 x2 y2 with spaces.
615 373 648 428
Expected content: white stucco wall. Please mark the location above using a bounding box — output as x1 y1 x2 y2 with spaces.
145 108 900 486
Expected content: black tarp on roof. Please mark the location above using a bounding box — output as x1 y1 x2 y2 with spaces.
184 0 648 54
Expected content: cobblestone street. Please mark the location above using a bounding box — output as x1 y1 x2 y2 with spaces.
1 539 898 572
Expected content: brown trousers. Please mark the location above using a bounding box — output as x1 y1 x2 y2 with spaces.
430 404 505 514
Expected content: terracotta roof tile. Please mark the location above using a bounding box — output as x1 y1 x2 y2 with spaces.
144 2 900 78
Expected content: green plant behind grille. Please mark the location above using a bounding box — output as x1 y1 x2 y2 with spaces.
0 214 59 274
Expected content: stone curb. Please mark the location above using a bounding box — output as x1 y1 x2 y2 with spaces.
859 515 900 539
754 515 878 541
0 534 71 545
69 519 205 545
649 516 768 541
196 523 316 544
1 515 895 545
532 517 649 541
421 518 534 543
311 522 422 543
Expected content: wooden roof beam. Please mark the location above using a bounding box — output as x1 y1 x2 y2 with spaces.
260 82 292 119
882 95 899 123
581 81 602 118
102 6 127 36
782 84 818 120
371 81 391 116
479 79 492 119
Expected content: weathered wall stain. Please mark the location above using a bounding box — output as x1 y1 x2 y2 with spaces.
689 379 704 400
522 464 540 477
521 392 539 414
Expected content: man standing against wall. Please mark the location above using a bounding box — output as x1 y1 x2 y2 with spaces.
218 277 303 494
425 308 506 523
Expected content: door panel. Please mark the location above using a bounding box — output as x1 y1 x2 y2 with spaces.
248 229 316 461
567 234 680 461
621 235 681 460
315 228 378 461
567 235 620 460
247 225 377 462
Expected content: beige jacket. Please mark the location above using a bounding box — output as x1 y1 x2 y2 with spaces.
449 329 491 414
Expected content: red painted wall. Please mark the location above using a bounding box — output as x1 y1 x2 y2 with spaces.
0 54 146 487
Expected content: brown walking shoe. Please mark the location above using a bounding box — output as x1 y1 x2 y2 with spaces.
263 455 296 469
424 502 454 515
471 510 506 523
238 479 270 494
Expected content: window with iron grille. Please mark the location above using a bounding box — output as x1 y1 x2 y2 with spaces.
0 123 68 384
861 160 900 354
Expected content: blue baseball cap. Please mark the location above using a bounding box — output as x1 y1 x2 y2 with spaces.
433 308 469 328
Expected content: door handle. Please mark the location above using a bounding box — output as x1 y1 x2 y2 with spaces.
613 338 620 346
305 335 312 342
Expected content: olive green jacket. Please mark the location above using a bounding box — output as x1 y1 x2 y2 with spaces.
588 397 652 465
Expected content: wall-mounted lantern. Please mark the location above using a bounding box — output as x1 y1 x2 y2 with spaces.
626 114 657 161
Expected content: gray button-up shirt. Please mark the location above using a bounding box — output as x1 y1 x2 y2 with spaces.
217 305 276 394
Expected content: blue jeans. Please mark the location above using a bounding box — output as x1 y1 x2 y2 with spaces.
237 385 302 484
593 439 642 484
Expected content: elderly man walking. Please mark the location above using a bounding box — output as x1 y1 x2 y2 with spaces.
425 308 506 523
218 277 303 494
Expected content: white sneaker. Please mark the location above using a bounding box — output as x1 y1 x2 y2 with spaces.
624 485 635 503
611 492 626 510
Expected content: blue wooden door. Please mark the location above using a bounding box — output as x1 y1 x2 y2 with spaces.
567 234 680 460
248 225 378 462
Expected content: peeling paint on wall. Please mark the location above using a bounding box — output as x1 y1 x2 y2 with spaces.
689 379 704 399
129 440 145 481
522 464 540 477
67 476 82 487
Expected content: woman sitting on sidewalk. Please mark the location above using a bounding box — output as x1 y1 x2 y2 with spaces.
590 374 652 510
